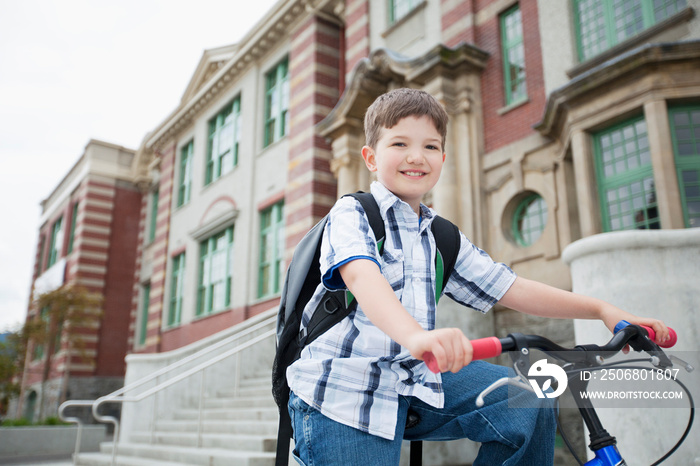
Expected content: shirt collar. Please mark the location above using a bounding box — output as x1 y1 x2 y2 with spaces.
369 181 436 226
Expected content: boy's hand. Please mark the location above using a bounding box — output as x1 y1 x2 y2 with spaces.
407 328 473 373
599 306 670 345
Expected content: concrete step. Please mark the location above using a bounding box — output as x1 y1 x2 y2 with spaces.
203 395 274 409
232 375 270 388
154 419 278 436
129 431 276 452
75 452 190 466
173 406 278 421
98 442 275 466
217 386 273 398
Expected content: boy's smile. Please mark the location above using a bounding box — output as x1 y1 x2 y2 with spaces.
362 115 446 215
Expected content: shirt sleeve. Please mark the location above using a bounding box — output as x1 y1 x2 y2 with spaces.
320 196 382 290
443 231 517 312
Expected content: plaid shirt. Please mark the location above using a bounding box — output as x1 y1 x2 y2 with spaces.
287 182 516 440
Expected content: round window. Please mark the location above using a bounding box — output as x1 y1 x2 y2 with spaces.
512 193 547 247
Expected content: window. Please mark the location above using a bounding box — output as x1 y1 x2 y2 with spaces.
139 283 150 346
574 0 687 61
389 0 421 24
37 235 46 276
47 217 63 269
259 202 285 298
178 140 194 207
149 189 159 243
669 106 700 228
206 98 241 185
33 307 49 360
512 194 547 247
197 226 234 316
169 253 186 326
501 5 527 106
67 201 78 254
264 58 289 147
594 116 660 231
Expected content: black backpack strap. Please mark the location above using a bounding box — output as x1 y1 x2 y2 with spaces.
430 216 460 301
275 404 293 466
343 191 386 253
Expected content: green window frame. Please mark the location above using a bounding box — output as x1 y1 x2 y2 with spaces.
500 4 527 106
594 116 660 231
148 189 159 243
264 58 289 147
47 216 63 269
668 105 700 228
67 201 79 254
258 202 285 298
574 0 687 62
389 0 421 24
178 140 194 207
197 226 234 316
139 283 150 346
169 253 186 326
206 98 241 185
512 193 547 247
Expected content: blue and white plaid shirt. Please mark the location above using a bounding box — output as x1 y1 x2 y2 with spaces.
287 182 516 440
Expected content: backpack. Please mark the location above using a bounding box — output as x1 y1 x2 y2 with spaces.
272 192 460 466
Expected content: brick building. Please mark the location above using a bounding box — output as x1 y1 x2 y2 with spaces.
16 140 142 421
128 0 699 358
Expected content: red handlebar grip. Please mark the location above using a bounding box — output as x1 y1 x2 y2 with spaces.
422 337 503 373
471 336 504 360
641 325 677 348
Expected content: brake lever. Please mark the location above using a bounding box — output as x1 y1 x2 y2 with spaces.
475 373 535 407
476 352 535 407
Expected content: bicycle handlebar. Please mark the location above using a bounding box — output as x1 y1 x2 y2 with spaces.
423 322 677 374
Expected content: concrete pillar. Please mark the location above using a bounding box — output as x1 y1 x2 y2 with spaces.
563 230 700 465
643 100 685 229
570 129 601 236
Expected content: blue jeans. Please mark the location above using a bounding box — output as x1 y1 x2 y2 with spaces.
288 360 556 465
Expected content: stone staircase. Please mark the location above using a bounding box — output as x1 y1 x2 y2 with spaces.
75 375 279 466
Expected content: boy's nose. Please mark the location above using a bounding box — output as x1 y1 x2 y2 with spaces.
406 150 425 164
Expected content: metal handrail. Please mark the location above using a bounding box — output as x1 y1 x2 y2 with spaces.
59 314 276 465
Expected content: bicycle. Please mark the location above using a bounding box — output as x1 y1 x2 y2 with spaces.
423 321 694 465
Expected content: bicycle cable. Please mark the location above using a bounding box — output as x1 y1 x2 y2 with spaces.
558 363 695 465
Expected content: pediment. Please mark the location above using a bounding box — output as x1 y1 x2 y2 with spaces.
180 44 239 104
318 43 489 140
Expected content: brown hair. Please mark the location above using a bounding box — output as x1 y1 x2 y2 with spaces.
363 88 449 149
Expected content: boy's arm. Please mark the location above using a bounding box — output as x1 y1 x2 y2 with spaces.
499 276 671 344
339 258 472 373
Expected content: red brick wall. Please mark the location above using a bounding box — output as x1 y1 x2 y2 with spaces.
285 16 342 249
478 0 545 153
96 185 141 375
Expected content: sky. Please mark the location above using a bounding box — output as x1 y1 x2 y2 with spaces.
0 0 279 332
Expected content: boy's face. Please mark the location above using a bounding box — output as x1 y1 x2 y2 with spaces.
362 115 446 214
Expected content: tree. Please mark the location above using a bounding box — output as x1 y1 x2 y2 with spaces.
0 331 23 418
23 284 102 420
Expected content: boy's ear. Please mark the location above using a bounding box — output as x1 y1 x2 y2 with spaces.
361 146 378 172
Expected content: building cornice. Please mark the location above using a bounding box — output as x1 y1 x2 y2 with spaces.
318 43 489 140
535 40 700 138
145 0 310 152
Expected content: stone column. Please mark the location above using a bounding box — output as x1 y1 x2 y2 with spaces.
570 129 601 237
643 99 685 229
329 126 365 196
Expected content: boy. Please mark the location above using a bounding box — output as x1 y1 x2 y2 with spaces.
286 88 669 465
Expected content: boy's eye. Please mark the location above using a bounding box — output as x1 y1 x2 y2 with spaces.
426 144 439 150
392 142 406 147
